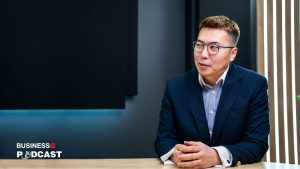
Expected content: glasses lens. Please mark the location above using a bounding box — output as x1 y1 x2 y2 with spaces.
194 42 203 52
208 44 219 55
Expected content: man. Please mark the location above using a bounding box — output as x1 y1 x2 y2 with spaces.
154 15 269 168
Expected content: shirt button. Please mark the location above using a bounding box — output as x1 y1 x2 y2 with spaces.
212 90 215 94
209 130 212 135
210 110 214 114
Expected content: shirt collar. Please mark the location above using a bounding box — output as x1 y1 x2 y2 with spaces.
198 65 230 88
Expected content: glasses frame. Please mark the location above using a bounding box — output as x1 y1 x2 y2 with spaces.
193 41 235 55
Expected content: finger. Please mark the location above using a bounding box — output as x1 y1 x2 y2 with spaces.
184 141 204 146
190 165 203 169
175 144 186 152
177 159 201 168
172 146 186 163
177 152 199 162
180 145 201 153
172 149 183 163
173 148 183 156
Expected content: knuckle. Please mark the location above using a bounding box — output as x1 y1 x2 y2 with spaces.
193 153 198 159
190 161 198 167
198 151 205 156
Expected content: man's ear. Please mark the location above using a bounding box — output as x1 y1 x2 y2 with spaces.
230 47 238 61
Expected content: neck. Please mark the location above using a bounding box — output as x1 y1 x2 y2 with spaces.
202 76 218 86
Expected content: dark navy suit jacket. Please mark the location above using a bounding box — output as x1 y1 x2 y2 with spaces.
154 64 270 166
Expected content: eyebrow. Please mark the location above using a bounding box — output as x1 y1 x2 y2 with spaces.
196 40 220 45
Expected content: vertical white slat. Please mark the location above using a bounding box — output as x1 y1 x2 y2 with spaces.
263 0 270 162
281 0 289 164
264 0 269 81
272 0 280 163
290 0 298 164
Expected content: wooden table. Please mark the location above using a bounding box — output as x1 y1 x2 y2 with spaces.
0 158 299 169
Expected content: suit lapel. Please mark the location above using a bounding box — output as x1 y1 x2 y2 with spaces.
185 70 211 145
211 64 243 145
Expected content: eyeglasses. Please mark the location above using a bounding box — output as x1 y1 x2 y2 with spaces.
193 41 235 55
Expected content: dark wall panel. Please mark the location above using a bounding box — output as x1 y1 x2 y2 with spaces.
0 0 137 109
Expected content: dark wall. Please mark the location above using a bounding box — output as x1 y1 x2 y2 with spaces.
0 0 137 109
0 0 185 158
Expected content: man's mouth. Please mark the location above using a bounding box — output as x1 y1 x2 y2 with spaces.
199 63 211 67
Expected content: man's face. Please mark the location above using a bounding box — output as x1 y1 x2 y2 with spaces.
194 28 238 83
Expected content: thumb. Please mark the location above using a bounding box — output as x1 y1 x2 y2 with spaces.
184 141 201 146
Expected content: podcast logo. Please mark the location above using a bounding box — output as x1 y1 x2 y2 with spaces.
16 142 62 159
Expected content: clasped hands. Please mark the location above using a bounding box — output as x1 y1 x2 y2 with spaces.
170 141 221 169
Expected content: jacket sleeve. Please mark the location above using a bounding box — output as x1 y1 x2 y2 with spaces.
224 77 270 166
154 80 180 157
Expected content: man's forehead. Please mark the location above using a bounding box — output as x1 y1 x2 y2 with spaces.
198 28 232 44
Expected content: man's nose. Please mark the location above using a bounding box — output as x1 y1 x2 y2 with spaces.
200 46 209 59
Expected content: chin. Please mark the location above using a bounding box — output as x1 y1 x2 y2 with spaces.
200 73 211 77
196 67 210 76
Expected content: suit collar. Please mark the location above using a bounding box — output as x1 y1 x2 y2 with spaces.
185 76 211 145
211 64 243 144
